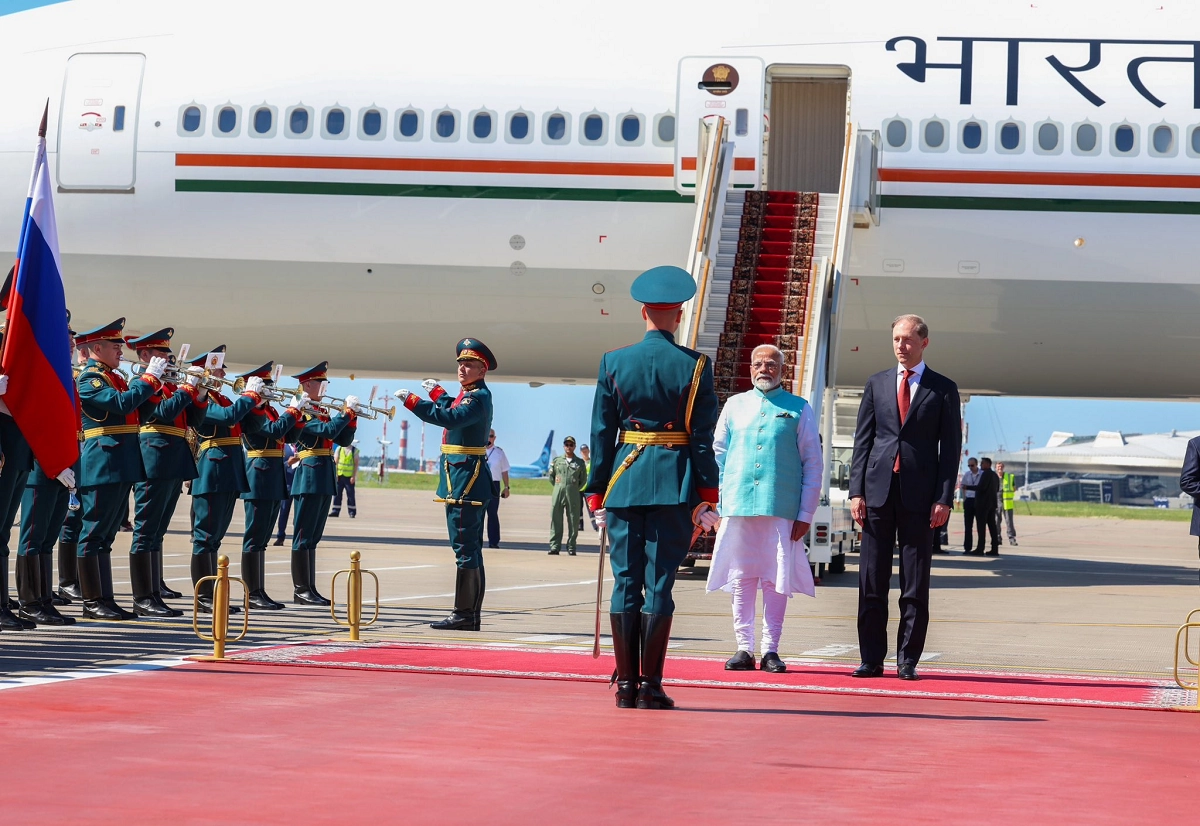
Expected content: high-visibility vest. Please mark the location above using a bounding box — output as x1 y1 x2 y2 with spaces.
1002 473 1016 510
336 446 357 477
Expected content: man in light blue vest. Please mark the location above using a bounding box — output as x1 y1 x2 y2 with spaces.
706 344 823 673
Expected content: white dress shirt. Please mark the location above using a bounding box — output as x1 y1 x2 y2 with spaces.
896 360 926 406
486 445 510 480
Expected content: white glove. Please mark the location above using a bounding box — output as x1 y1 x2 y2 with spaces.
394 389 411 403
146 356 169 379
0 374 8 396
185 366 204 388
593 508 607 529
343 394 361 413
287 393 310 410
698 507 720 533
421 379 440 394
243 376 265 396
55 468 76 489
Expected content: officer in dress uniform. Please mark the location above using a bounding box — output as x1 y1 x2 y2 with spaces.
188 346 267 613
289 363 359 605
126 328 206 618
76 319 169 620
584 266 721 710
396 339 495 631
15 310 80 627
56 335 90 602
0 318 37 630
239 362 301 610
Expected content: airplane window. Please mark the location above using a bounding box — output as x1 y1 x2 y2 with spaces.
621 115 640 142
253 107 272 135
436 111 456 138
886 120 906 148
473 112 492 139
1000 123 1021 150
735 109 748 137
657 115 675 143
510 113 529 140
217 107 237 134
326 109 345 135
183 106 201 133
1192 127 1200 154
1114 125 1135 153
113 105 125 132
962 121 982 149
399 111 419 137
1075 123 1097 152
1153 125 1174 153
290 108 308 135
1038 123 1059 151
584 114 604 141
547 114 566 141
363 110 382 136
924 121 944 148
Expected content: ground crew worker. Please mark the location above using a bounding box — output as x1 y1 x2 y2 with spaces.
584 266 720 710
396 338 495 631
548 436 586 555
289 363 359 605
76 319 168 620
188 346 265 613
239 362 301 610
329 441 358 517
996 461 1018 545
126 328 205 618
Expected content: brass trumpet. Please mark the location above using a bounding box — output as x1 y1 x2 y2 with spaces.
310 396 396 421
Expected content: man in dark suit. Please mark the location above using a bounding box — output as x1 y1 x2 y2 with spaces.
1178 435 1200 584
973 458 1001 555
848 314 961 681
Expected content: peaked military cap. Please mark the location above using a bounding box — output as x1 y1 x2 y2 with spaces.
188 344 226 367
630 265 696 310
292 362 329 382
75 318 126 345
456 337 497 371
239 361 274 381
125 328 174 350
66 309 76 337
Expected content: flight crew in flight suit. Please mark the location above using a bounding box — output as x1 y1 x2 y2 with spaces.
396 338 496 631
584 266 721 710
239 362 301 610
289 363 359 606
126 328 206 618
188 346 267 613
76 319 169 620
57 335 92 602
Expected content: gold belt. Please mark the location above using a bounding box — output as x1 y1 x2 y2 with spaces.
140 424 187 438
618 430 690 446
83 424 139 440
199 437 242 452
440 445 487 456
298 448 333 459
246 449 284 458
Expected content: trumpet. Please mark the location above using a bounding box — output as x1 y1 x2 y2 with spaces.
128 362 247 394
310 395 396 421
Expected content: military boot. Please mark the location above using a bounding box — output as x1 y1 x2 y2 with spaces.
39 553 74 623
1 556 34 629
610 611 641 708
430 567 481 631
97 553 137 620
243 551 284 610
79 554 131 621
154 549 182 599
636 613 676 710
17 555 68 626
131 553 182 618
57 540 82 600
292 549 327 605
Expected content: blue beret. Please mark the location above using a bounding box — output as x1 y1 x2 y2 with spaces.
630 265 696 308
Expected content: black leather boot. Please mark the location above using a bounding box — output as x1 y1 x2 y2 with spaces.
430 567 481 631
1 556 34 629
192 553 216 613
610 611 641 708
131 554 182 617
38 553 74 624
244 551 284 610
80 554 129 621
636 613 675 710
57 541 82 600
308 547 329 606
17 555 69 626
292 549 329 605
97 553 136 620
154 549 182 599
471 566 486 631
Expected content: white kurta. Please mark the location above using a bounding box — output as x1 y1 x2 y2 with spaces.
706 396 823 598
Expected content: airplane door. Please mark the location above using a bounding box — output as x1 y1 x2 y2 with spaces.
57 53 146 191
674 56 764 195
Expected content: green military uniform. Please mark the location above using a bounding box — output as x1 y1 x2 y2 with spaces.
584 266 720 709
548 447 587 554
0 406 35 629
238 361 299 610
289 362 357 606
76 319 160 620
398 337 495 631
16 457 79 626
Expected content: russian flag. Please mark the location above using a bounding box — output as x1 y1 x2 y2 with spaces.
0 104 79 478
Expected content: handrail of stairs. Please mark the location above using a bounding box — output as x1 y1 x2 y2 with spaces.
682 116 733 350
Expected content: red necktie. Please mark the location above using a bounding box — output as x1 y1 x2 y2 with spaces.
894 369 915 472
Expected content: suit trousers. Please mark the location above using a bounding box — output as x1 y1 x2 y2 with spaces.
243 499 282 554
485 481 502 547
975 506 999 551
606 504 692 615
857 473 934 666
962 497 977 551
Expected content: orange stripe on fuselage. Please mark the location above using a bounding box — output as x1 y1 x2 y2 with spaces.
680 157 756 171
880 168 1200 189
175 153 674 177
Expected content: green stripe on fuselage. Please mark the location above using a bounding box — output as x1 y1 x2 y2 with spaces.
175 179 695 203
881 194 1200 215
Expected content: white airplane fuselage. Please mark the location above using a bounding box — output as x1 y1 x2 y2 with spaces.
1 0 1199 398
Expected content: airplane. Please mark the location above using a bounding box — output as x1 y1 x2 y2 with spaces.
1 0 1198 410
508 431 554 479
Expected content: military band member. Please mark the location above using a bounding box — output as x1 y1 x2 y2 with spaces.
187 346 265 612
396 338 495 631
584 266 720 709
76 319 168 620
239 362 301 610
289 363 359 605
126 328 205 618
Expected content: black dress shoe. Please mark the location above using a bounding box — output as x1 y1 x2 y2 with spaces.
851 663 884 678
984 549 999 556
898 662 920 680
273 537 285 546
725 650 755 671
760 652 787 673
547 549 560 555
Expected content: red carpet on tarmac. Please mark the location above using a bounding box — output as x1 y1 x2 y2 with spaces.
230 640 1189 711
